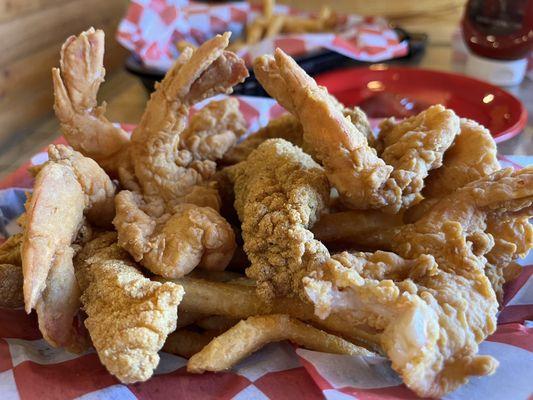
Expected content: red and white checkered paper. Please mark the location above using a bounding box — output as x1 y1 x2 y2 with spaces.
0 96 532 400
116 0 409 70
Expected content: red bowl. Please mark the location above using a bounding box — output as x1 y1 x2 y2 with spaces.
315 66 527 142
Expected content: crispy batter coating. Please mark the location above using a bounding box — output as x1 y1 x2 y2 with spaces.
114 191 236 278
304 168 532 397
254 50 459 213
423 118 500 198
130 33 248 207
223 114 303 165
75 233 184 383
304 227 498 398
377 105 460 208
52 28 130 174
222 105 373 165
0 264 24 308
21 145 115 350
113 34 246 276
405 118 501 221
227 139 330 299
485 216 532 301
181 98 246 161
254 50 400 212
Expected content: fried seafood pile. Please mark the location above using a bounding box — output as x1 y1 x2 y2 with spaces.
0 28 530 398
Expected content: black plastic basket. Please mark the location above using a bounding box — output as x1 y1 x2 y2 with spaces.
125 28 427 97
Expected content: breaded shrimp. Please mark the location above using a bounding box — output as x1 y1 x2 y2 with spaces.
52 28 130 175
254 49 459 213
114 191 236 278
114 34 247 277
21 145 115 350
181 97 247 161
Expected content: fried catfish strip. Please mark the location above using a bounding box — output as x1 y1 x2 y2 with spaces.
75 233 184 383
227 139 330 299
22 145 115 350
0 264 24 308
254 49 459 212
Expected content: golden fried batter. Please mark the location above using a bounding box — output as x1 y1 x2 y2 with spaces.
114 191 236 278
227 139 330 299
75 233 184 383
0 264 24 308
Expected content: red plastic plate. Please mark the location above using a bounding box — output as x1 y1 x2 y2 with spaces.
315 66 527 142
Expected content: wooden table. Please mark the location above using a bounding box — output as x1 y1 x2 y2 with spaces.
0 40 531 181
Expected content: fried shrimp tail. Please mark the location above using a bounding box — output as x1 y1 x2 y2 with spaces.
52 28 130 173
114 33 246 277
254 50 400 211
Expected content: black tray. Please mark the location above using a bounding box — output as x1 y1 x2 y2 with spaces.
125 28 427 97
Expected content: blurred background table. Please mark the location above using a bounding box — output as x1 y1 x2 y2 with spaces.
0 0 530 180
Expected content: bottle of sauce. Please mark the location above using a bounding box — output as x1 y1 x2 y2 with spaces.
462 0 533 85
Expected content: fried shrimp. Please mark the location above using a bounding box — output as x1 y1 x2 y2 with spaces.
254 49 459 213
130 32 249 207
114 191 236 278
52 28 130 175
21 145 115 350
227 139 331 300
222 105 373 165
114 33 247 277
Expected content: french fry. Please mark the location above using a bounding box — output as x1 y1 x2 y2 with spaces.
262 0 275 20
159 277 381 351
246 17 266 44
163 329 217 358
175 310 207 329
264 14 285 38
175 40 197 53
282 16 323 34
196 315 238 332
188 314 374 373
311 210 402 248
